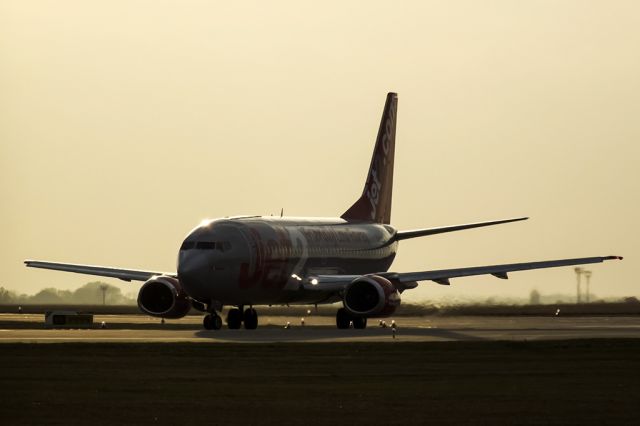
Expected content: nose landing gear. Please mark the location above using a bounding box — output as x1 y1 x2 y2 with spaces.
203 300 223 330
203 313 222 330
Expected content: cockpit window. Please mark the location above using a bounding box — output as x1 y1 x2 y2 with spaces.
180 241 195 250
185 239 234 251
215 242 233 252
196 241 216 250
193 241 232 251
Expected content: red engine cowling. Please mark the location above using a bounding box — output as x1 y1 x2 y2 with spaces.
343 275 401 317
137 276 191 319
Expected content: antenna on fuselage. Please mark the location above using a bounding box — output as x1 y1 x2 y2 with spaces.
280 208 284 217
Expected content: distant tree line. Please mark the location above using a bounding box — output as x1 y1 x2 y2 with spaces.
0 282 136 305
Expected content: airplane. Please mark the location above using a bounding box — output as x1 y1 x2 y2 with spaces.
25 92 622 330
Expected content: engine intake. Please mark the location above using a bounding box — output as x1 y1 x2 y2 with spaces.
343 275 401 317
137 276 191 319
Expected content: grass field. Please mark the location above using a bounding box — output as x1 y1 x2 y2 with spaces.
1 340 639 425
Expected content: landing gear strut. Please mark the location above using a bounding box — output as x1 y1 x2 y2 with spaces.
336 308 367 329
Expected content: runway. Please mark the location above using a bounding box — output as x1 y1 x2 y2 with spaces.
1 313 639 342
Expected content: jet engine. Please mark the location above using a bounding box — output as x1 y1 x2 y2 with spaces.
137 276 191 319
343 275 401 317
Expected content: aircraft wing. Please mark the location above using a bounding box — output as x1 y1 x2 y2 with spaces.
383 255 622 285
305 255 622 290
24 260 174 282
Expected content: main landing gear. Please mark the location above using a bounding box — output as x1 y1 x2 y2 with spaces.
336 308 367 329
203 306 259 330
226 308 243 329
227 306 259 330
243 308 258 329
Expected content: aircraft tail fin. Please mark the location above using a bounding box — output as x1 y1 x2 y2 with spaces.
341 92 398 224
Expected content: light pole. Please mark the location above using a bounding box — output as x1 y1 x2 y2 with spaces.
574 267 583 304
583 270 592 303
99 284 108 306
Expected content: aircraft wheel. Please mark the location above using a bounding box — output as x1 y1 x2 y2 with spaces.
203 314 213 330
226 308 243 329
353 317 367 329
244 308 258 330
212 314 223 330
203 314 223 330
336 308 351 329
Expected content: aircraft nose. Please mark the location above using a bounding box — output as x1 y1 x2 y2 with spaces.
177 252 209 295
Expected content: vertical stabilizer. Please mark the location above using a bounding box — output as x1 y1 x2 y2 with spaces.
341 92 397 224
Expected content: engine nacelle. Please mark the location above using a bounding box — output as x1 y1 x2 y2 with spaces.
343 275 401 317
137 276 191 319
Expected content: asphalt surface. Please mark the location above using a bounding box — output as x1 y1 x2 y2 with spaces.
1 313 639 342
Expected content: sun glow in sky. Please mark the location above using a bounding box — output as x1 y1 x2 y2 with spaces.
1 1 638 302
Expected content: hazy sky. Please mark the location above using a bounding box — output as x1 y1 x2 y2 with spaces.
1 1 638 303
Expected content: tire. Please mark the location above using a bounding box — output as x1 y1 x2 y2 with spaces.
353 317 367 329
203 314 213 330
336 308 351 329
204 314 223 330
243 308 258 330
226 308 243 329
212 314 223 330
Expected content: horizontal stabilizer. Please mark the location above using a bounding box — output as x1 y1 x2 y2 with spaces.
395 217 528 241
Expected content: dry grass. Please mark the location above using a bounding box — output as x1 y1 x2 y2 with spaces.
1 340 639 425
